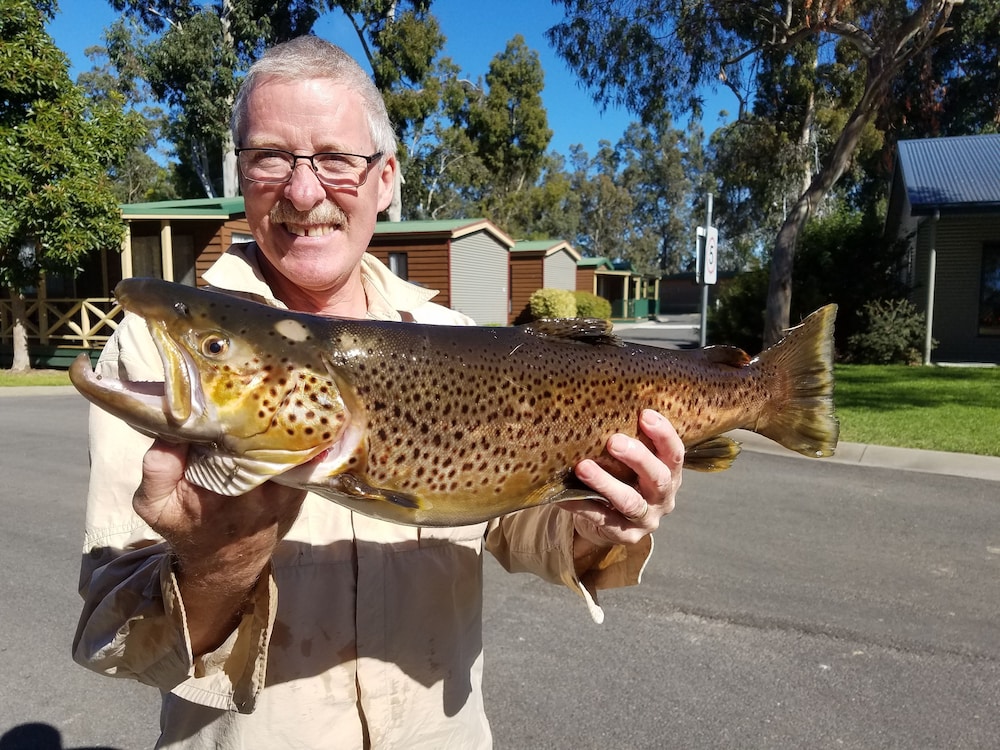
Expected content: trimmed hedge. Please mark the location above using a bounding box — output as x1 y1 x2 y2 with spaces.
574 291 612 320
529 288 577 319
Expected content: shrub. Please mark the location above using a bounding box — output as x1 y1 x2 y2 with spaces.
708 268 770 353
573 291 612 320
846 298 933 365
529 288 577 319
709 208 912 355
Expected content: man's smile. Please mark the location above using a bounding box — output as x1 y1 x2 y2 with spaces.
283 222 340 237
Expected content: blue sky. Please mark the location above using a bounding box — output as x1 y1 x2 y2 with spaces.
47 1 735 160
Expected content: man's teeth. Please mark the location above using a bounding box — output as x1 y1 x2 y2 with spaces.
286 223 337 237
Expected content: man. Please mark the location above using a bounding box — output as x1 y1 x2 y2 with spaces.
74 35 684 748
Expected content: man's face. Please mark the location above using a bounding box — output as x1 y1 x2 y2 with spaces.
238 76 395 296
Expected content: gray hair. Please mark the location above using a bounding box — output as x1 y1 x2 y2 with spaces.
231 35 397 158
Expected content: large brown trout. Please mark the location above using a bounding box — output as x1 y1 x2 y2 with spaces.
70 278 839 526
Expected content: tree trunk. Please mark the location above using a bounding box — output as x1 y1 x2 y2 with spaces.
220 0 239 198
762 0 959 344
222 129 239 198
763 87 886 344
8 288 30 372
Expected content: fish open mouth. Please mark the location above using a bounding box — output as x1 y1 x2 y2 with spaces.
67 320 210 441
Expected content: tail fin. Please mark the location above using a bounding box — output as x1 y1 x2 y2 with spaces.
754 305 840 458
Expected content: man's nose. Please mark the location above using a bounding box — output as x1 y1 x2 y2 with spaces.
284 161 326 209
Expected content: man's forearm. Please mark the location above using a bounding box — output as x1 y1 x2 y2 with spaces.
174 541 274 656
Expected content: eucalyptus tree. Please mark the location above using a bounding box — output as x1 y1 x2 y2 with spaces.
0 0 142 370
618 115 693 274
106 0 325 198
77 44 177 203
883 0 1000 137
334 1 446 220
463 35 553 235
105 0 445 210
549 0 963 344
567 143 634 262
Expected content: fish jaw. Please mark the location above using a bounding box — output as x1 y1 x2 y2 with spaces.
68 353 197 444
71 278 358 495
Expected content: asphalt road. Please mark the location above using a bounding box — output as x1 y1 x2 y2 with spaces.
2 392 998 749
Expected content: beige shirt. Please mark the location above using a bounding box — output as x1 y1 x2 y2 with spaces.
73 245 652 749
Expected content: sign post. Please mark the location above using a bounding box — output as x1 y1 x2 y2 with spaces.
698 193 715 347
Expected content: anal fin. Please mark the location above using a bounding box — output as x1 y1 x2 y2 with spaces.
684 436 742 472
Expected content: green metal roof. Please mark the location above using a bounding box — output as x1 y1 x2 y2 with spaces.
512 238 582 261
372 218 514 246
576 256 614 269
372 218 486 234
511 239 561 252
121 197 247 218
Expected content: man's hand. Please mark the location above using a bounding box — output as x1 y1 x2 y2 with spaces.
134 439 306 655
564 409 683 561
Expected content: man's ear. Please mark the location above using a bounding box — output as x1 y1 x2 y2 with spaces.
376 154 398 213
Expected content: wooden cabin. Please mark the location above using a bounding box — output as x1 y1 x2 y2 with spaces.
509 239 581 323
367 218 514 326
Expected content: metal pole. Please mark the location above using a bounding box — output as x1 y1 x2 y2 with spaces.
923 210 939 365
699 193 713 347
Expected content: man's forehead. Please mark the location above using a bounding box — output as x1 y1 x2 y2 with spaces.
243 77 372 148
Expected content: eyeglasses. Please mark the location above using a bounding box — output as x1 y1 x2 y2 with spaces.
235 148 384 188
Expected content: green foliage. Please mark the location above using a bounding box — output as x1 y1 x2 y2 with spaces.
886 0 1000 138
573 290 612 319
707 268 769 354
845 299 932 365
467 35 553 234
529 288 577 319
618 114 694 273
709 208 912 354
0 0 143 290
77 45 177 202
567 143 633 262
107 0 348 197
550 0 964 339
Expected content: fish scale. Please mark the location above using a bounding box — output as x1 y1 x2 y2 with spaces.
70 278 840 527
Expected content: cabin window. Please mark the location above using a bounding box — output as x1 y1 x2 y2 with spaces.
980 242 1000 336
389 252 408 280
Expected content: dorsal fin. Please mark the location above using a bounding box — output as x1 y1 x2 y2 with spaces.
698 345 753 368
523 318 622 346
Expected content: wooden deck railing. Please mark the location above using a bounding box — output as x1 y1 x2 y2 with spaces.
0 297 123 349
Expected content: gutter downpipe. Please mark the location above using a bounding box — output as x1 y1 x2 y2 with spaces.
923 209 939 366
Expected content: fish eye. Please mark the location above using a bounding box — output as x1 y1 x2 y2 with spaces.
201 335 230 357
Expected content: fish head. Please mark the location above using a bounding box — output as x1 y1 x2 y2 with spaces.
70 278 353 493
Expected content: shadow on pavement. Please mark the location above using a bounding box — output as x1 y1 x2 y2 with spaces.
0 723 119 750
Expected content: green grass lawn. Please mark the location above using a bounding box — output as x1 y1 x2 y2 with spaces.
2 364 999 457
0 369 72 387
834 365 1000 457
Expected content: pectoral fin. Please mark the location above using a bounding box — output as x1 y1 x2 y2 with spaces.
327 473 422 509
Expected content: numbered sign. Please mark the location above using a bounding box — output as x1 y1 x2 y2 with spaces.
704 226 718 285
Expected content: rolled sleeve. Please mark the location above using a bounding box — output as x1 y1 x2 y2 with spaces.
73 544 190 687
485 504 653 623
73 315 275 713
